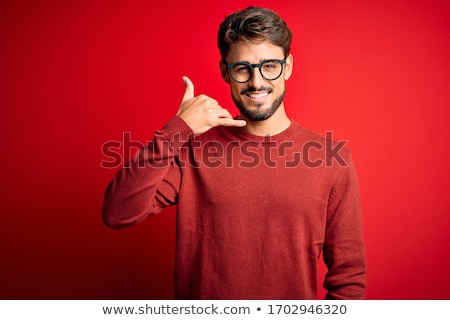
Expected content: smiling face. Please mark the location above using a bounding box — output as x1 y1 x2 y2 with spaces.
221 40 293 121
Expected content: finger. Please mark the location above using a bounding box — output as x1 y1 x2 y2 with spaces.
216 118 247 127
217 108 234 119
198 94 220 107
182 76 195 102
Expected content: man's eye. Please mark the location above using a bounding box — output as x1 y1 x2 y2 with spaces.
264 63 277 69
235 66 250 73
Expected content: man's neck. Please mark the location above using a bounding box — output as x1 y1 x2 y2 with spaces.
239 105 291 136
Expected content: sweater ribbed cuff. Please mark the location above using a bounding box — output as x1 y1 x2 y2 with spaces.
160 116 193 141
159 117 194 157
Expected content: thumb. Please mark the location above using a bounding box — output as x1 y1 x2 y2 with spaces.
182 76 194 102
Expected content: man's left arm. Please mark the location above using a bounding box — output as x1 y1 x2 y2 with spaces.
323 150 367 299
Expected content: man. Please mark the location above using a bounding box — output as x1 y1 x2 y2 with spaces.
102 6 366 299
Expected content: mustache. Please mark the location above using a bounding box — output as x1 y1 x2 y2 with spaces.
240 87 273 95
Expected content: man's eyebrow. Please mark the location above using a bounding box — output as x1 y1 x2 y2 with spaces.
230 58 280 64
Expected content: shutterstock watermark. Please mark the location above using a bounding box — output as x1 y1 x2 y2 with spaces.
100 132 349 169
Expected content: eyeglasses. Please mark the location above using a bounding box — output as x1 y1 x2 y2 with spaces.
226 59 286 83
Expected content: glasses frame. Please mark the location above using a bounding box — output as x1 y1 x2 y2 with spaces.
226 59 287 83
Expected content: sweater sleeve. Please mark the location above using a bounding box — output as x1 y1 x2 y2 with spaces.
323 151 367 299
102 116 193 229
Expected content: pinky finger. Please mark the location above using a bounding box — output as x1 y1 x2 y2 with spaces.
218 118 247 127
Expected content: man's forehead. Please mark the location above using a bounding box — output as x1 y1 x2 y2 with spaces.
227 40 284 62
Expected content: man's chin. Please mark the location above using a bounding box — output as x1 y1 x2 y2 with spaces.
232 89 285 122
238 106 274 121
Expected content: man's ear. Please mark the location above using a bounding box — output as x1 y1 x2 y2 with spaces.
284 54 294 80
219 61 231 84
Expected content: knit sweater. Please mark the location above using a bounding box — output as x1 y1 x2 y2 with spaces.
102 116 366 299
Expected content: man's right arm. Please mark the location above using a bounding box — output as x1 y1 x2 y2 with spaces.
102 77 246 229
102 116 193 229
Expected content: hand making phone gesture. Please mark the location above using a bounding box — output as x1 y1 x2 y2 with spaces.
177 76 246 135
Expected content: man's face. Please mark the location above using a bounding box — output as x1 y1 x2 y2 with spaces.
221 41 293 121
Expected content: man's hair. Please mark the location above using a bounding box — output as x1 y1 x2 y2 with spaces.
218 6 292 63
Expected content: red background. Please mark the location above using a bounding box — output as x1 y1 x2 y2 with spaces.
1 0 449 299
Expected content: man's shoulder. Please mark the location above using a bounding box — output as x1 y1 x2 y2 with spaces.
290 121 353 166
291 121 347 144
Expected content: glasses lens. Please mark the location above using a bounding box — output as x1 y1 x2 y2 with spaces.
231 63 252 83
229 60 285 83
261 61 283 80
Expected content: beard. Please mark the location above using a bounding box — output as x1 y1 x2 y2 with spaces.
232 86 286 121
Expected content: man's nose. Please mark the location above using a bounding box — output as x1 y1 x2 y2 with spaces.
247 67 266 88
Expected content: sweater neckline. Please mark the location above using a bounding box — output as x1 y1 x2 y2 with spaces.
228 119 298 143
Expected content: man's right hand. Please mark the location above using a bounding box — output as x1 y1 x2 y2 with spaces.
177 76 247 136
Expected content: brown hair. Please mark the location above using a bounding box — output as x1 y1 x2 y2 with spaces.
218 6 292 63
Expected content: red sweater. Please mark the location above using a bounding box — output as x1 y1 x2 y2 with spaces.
102 116 366 299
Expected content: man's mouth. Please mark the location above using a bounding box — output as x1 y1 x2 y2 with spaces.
242 88 272 102
246 91 269 99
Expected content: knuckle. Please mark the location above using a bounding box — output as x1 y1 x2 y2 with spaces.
205 108 215 115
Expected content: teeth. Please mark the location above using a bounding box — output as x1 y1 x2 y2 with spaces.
247 92 268 99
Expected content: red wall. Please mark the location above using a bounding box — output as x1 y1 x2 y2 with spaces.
1 0 449 299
